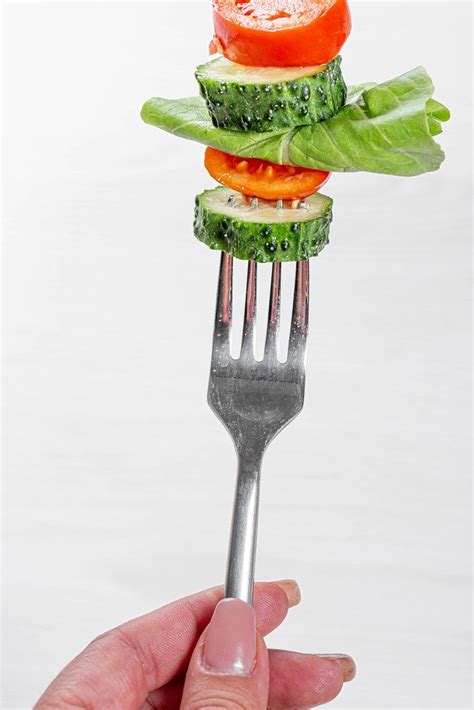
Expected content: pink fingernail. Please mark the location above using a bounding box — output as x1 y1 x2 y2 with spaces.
203 598 256 676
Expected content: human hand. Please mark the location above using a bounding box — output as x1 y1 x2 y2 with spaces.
35 580 355 709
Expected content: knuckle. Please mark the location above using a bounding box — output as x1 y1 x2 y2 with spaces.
34 692 92 709
184 686 254 710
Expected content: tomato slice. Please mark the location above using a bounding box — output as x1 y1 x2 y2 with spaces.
204 147 330 200
212 0 351 67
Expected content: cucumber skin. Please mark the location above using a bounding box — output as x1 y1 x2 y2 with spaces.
196 56 347 133
193 192 333 263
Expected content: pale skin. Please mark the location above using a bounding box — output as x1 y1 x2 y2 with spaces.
35 580 356 709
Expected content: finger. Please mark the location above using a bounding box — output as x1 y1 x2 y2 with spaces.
142 650 356 709
180 599 269 710
267 650 356 709
314 653 357 683
34 580 299 710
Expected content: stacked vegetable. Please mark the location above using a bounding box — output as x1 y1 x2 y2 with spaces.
142 0 450 263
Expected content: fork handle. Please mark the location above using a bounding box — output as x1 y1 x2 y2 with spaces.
225 453 263 604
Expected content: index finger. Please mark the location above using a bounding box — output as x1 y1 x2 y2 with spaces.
35 579 300 710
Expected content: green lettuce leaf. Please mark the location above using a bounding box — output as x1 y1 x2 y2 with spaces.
141 67 450 177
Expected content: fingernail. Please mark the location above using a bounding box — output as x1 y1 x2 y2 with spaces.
274 579 302 607
317 654 357 682
203 599 257 676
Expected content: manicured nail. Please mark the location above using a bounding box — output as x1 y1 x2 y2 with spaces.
274 579 302 607
203 599 257 676
317 654 357 682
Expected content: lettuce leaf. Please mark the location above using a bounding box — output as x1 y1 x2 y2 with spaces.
141 67 450 177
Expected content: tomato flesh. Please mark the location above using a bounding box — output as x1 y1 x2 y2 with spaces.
204 147 330 200
212 0 351 67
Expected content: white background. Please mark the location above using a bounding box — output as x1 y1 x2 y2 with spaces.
2 2 472 708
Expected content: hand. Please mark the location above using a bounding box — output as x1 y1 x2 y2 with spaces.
35 580 355 709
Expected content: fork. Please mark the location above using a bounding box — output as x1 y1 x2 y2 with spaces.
208 252 310 604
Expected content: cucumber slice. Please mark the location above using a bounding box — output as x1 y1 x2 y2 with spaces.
194 187 333 263
195 55 347 132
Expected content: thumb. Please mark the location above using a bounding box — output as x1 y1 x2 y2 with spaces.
180 598 269 710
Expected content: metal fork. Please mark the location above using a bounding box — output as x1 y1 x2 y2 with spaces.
208 252 310 604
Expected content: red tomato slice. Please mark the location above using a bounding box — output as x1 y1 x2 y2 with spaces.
204 147 330 200
212 0 351 67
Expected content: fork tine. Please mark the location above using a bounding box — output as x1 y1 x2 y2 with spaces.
240 260 257 362
287 260 310 365
212 252 233 365
264 262 282 362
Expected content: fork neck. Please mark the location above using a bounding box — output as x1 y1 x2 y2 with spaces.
236 447 264 478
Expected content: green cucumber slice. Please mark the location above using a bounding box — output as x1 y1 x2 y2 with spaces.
194 187 333 263
195 55 347 132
